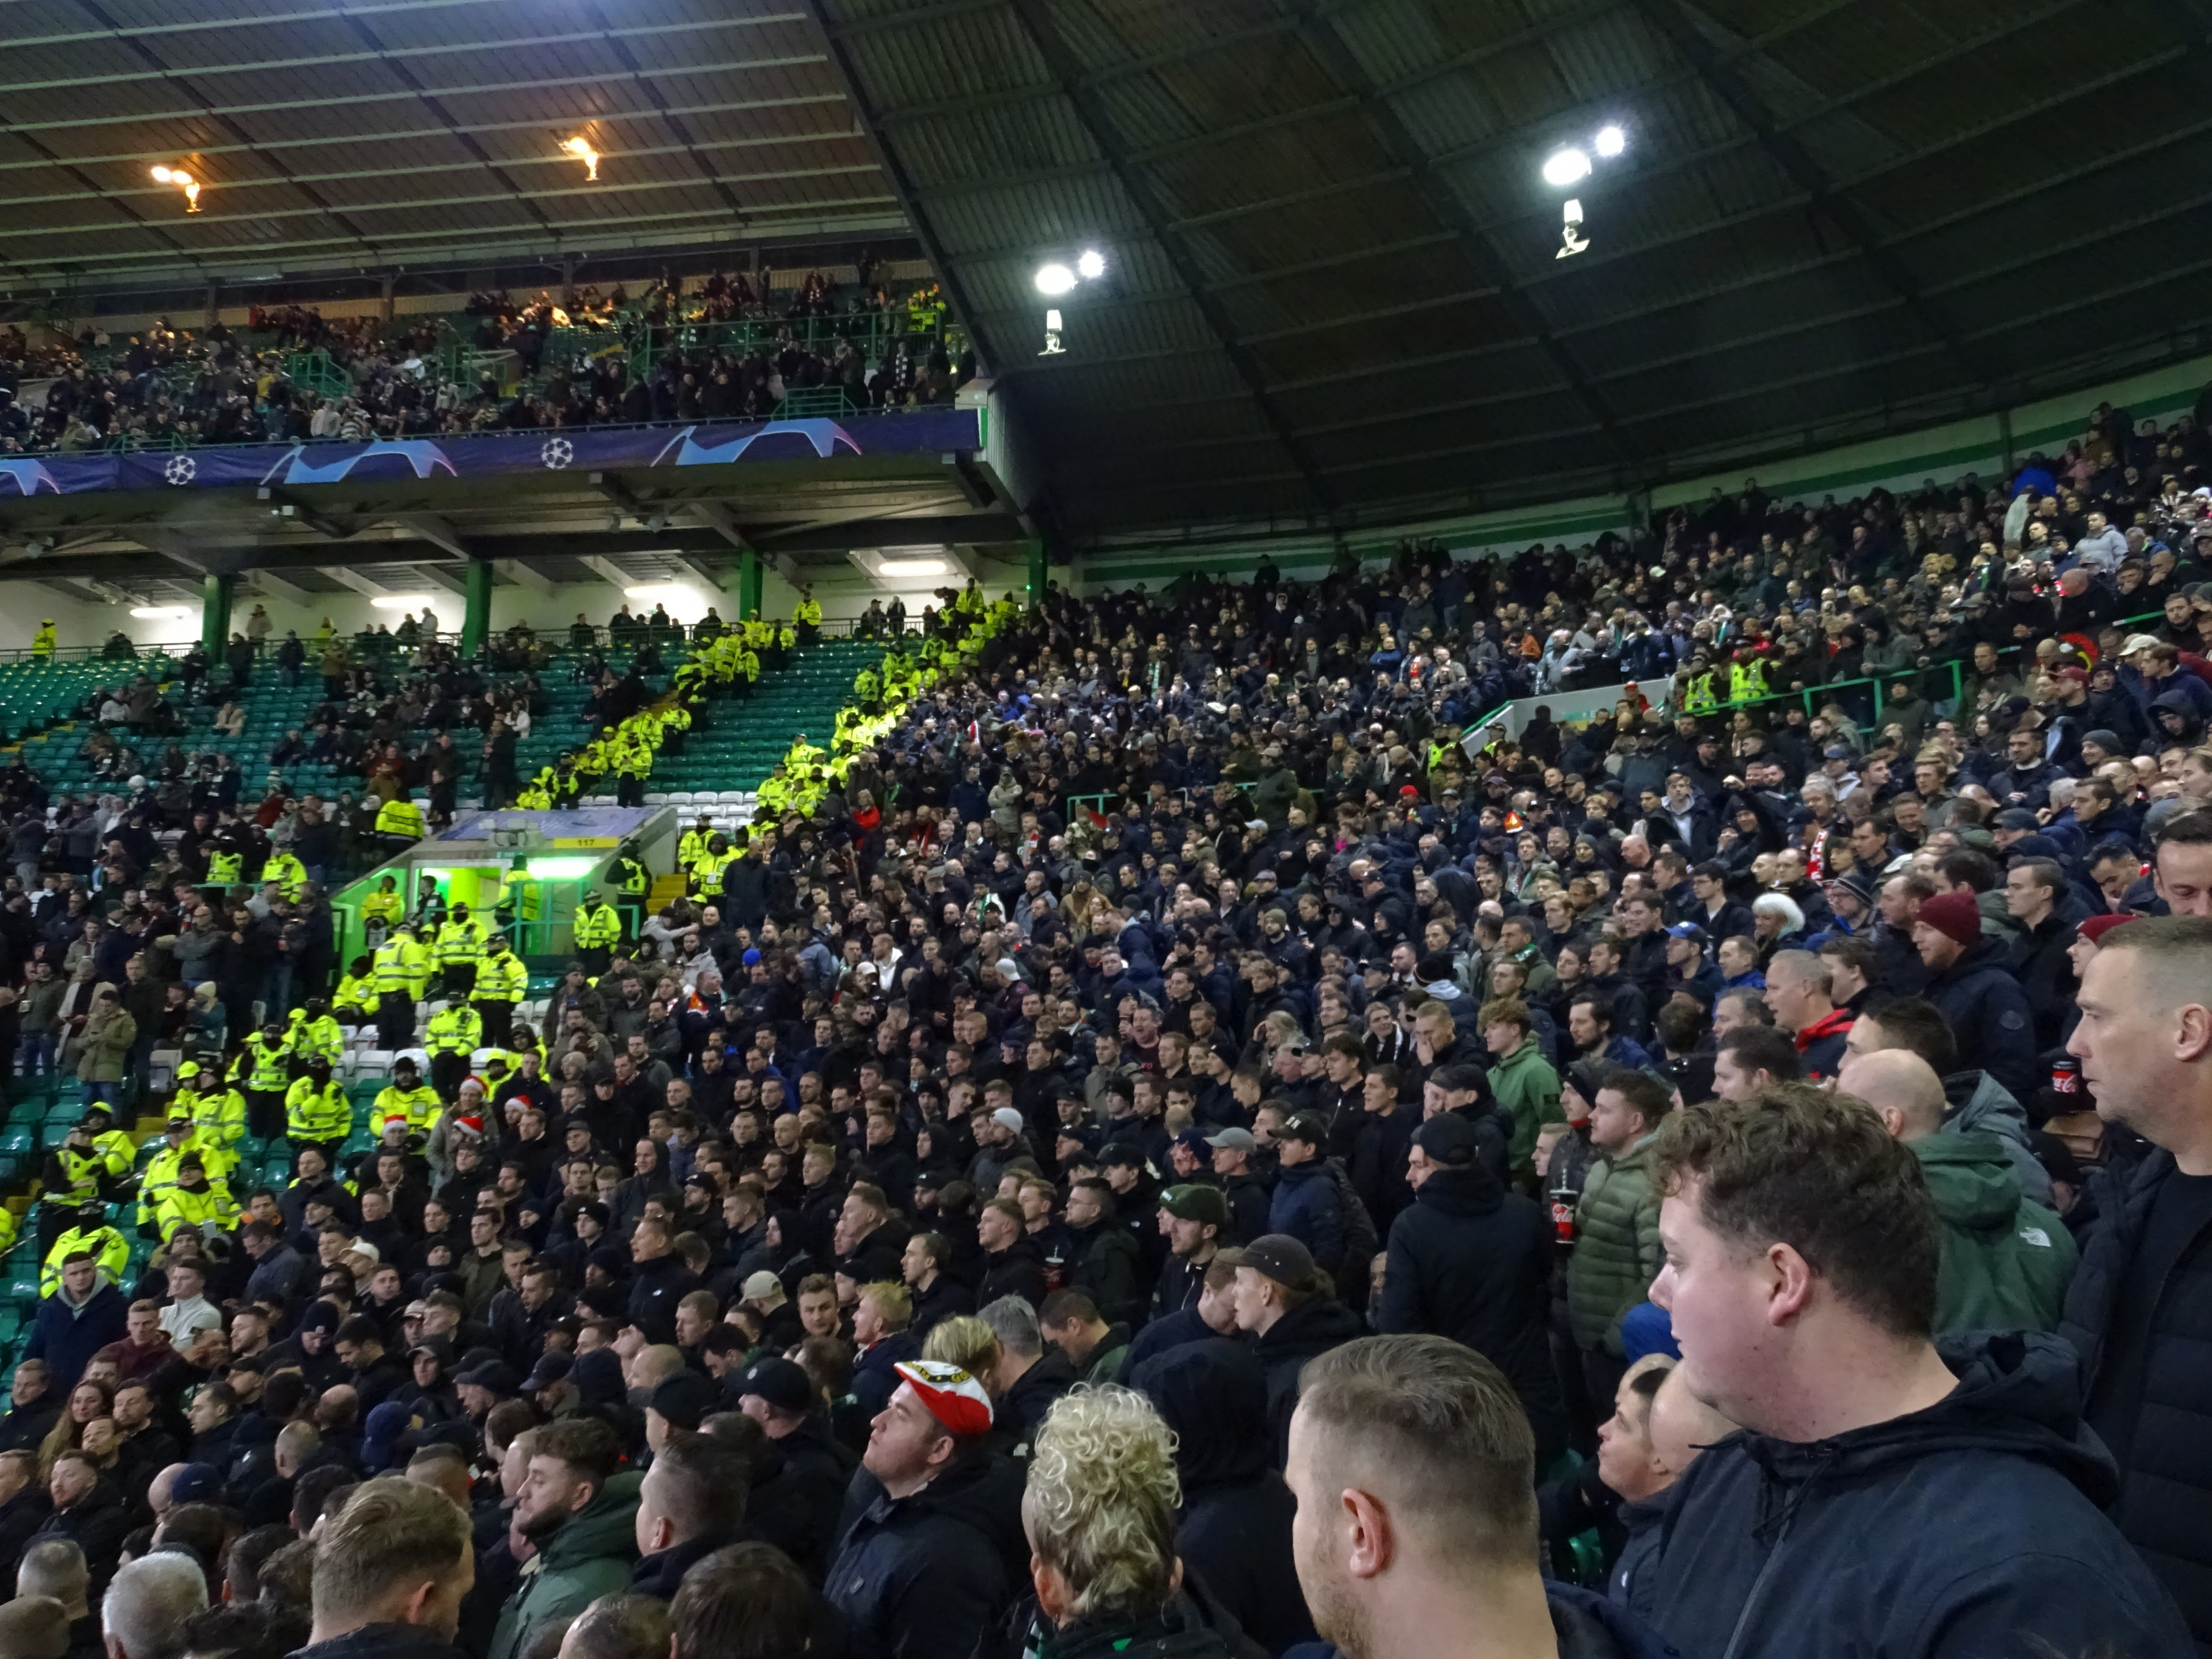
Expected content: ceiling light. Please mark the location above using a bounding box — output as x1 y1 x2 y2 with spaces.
623 583 693 601
151 163 202 211
1541 147 1590 187
560 135 601 181
129 605 191 619
1594 124 1626 158
1076 249 1106 279
878 558 948 577
368 594 433 610
1033 262 1077 297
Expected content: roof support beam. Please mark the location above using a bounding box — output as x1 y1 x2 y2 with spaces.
1624 0 1999 394
247 569 312 606
495 558 555 597
391 513 470 559
673 554 732 592
1282 0 1637 471
694 501 751 551
998 0 1339 520
326 569 393 598
415 563 469 596
581 555 635 589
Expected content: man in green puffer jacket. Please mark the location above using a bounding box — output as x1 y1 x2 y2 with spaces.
1565 1068 1672 1415
488 1418 643 1659
1841 1048 2076 1333
1480 998 1565 1183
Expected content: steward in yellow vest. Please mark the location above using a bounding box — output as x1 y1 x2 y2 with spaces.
435 906 488 995
372 931 423 1050
173 1062 246 1152
361 876 405 943
156 1156 235 1240
375 794 426 842
571 890 623 971
232 1021 294 1142
285 1057 351 1151
425 1000 483 1097
41 1202 128 1296
263 850 309 902
372 1055 444 1139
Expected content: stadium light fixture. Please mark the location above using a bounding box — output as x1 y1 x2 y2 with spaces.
368 594 433 610
129 605 191 619
1076 249 1106 279
878 558 949 577
1034 262 1077 297
623 583 694 602
1541 148 1591 187
150 164 202 211
1594 124 1626 158
560 135 602 181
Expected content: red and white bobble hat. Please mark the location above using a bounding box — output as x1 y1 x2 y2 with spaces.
893 1359 994 1437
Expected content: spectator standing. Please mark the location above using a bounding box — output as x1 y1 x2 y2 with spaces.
1630 1086 2191 1659
1565 1070 1671 1426
2061 916 2212 1648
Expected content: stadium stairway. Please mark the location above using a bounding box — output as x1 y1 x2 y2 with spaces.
635 638 881 811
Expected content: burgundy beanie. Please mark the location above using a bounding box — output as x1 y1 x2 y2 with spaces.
2077 912 2139 948
1917 890 1983 948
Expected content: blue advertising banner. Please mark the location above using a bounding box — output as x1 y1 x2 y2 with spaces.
0 409 981 499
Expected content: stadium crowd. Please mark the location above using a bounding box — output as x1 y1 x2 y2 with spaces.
0 270 969 457
0 430 2210 1659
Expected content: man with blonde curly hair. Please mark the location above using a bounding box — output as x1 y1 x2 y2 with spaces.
1021 1385 1257 1654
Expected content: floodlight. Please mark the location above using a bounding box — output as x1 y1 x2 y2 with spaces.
1076 249 1106 279
1594 124 1626 158
368 594 433 610
150 165 174 183
1541 148 1591 187
1035 263 1077 296
129 606 190 619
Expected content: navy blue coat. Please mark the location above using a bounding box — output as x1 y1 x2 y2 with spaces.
1627 1332 2193 1659
1266 1161 1343 1270
828 1453 1022 1659
20 1281 127 1389
1923 935 2039 1105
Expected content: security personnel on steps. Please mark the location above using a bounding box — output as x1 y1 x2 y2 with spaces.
434 903 488 998
425 998 483 1101
285 1056 351 1165
36 1123 111 1255
136 1113 200 1236
174 1062 245 1155
360 874 405 946
606 840 651 941
156 1154 234 1241
231 1020 294 1141
41 1199 127 1297
471 934 528 1052
287 999 345 1075
375 791 426 850
571 889 622 976
372 928 423 1050
371 1055 443 1141
262 849 309 903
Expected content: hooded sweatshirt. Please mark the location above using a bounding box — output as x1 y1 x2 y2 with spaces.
1911 1131 2076 1335
1130 1338 1316 1655
1628 1332 2195 1659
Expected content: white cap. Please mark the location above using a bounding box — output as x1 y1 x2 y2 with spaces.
991 1107 1025 1135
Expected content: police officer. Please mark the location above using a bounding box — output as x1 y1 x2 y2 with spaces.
36 1123 108 1255
156 1153 233 1241
375 790 426 850
285 1055 351 1166
572 888 622 976
373 926 421 1050
425 996 483 1102
136 1113 198 1237
435 902 487 999
372 1055 442 1141
606 840 651 941
472 933 528 1051
288 998 345 1075
360 873 405 948
175 1060 246 1156
231 1018 294 1141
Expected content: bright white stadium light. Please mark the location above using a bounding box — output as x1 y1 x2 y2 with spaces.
623 583 694 601
1542 147 1591 187
1076 249 1106 279
1034 262 1077 297
1594 124 1626 157
368 594 432 610
878 558 949 577
130 605 190 619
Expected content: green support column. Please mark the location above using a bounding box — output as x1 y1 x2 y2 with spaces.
200 571 233 654
1025 536 1047 611
738 548 762 621
462 558 493 656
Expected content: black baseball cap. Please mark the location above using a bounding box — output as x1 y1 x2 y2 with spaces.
736 1357 814 1416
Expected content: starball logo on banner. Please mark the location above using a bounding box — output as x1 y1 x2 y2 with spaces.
0 411 981 497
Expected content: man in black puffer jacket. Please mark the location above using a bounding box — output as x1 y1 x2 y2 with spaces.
1376 1113 1565 1464
2059 918 2212 1650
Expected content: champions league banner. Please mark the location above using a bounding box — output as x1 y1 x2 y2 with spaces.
0 408 983 498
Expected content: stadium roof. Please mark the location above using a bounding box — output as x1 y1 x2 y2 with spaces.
9 0 2211 549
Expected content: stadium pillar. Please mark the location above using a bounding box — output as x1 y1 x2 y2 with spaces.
200 571 232 654
463 558 493 656
1025 536 1047 610
738 548 762 620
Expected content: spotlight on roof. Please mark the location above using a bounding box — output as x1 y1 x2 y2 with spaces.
151 164 203 211
1594 124 1626 158
1541 148 1591 187
129 605 191 620
1034 262 1077 297
560 135 602 181
368 594 433 611
1076 249 1106 280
